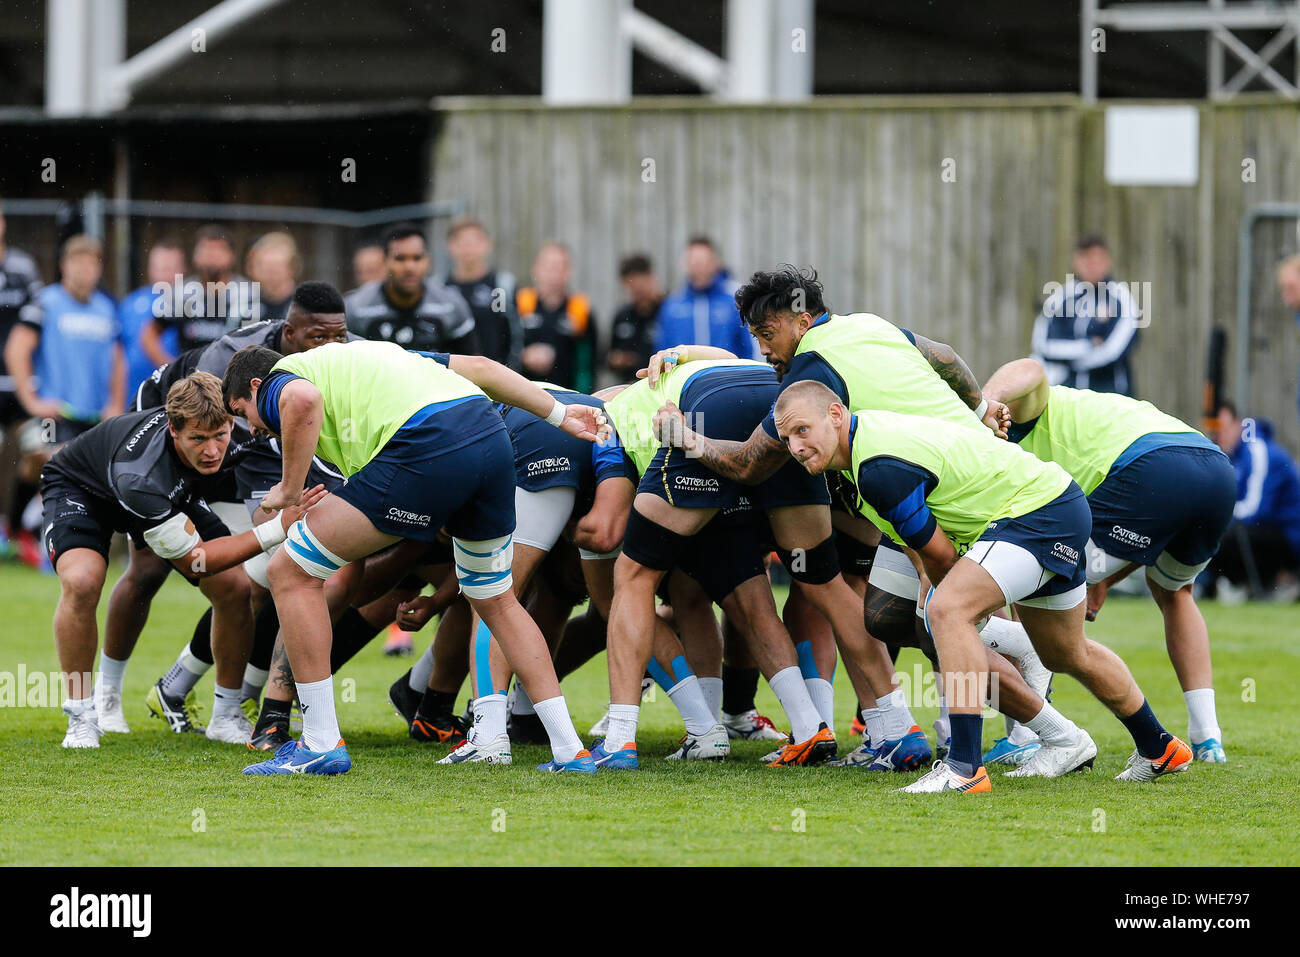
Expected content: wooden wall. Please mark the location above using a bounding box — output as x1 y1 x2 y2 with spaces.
432 95 1300 447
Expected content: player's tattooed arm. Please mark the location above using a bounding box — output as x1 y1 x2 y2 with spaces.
910 333 983 410
912 332 1011 437
654 406 787 485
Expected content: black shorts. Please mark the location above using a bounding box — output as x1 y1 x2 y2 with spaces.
40 479 123 568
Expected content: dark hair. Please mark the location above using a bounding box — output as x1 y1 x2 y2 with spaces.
290 280 345 316
735 265 827 327
1075 233 1108 252
381 222 426 255
151 236 186 254
194 224 234 251
1217 399 1238 419
223 345 284 412
619 253 653 278
686 235 717 252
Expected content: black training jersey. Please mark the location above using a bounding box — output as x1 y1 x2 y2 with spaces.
0 247 43 384
42 408 242 536
445 269 521 369
153 274 257 353
344 279 478 354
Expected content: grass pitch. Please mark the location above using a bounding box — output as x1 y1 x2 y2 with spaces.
0 562 1295 866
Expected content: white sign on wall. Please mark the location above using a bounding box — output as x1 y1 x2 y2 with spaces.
1104 105 1199 186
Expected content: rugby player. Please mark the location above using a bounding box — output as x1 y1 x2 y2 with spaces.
223 341 608 774
983 358 1238 762
653 267 1061 770
40 372 322 748
775 381 1193 793
443 382 731 763
98 283 351 736
591 357 902 769
344 223 478 354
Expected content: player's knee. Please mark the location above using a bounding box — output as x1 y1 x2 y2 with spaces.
200 566 251 606
125 550 172 589
453 535 514 599
923 587 973 634
280 519 348 583
59 566 104 604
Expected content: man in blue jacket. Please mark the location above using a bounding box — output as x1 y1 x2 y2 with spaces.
654 237 755 359
1211 402 1300 598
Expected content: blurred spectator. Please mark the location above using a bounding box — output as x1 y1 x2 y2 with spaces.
4 234 124 441
246 230 301 324
0 203 44 551
142 224 254 363
118 240 185 401
344 223 478 354
1032 233 1140 395
1277 254 1300 425
516 241 597 393
1209 402 1300 601
607 253 662 379
353 241 386 287
655 236 752 358
440 218 521 369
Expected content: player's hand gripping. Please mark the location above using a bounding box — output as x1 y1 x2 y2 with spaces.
560 404 611 442
637 348 683 388
981 394 1012 440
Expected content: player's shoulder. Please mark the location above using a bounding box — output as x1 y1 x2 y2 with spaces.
3 247 40 279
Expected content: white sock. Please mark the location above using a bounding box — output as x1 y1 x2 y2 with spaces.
512 682 536 716
860 707 885 745
64 696 94 716
533 695 583 763
212 684 242 719
876 688 915 740
409 645 435 693
935 695 951 742
98 653 128 691
698 676 723 722
1024 701 1080 747
1184 688 1220 742
805 677 835 732
605 703 640 751
160 647 209 699
296 676 341 753
1007 721 1040 746
769 666 821 741
471 692 508 743
667 675 716 736
981 616 1035 658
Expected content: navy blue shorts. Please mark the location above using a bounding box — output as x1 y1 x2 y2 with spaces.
639 366 829 510
502 393 598 493
1087 444 1237 567
676 509 768 604
978 483 1091 599
335 397 516 543
237 437 346 506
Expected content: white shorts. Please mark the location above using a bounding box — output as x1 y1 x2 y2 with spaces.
512 485 576 552
867 539 922 602
1085 539 1206 591
965 539 1085 611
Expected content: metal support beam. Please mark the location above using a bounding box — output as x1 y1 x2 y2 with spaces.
623 6 726 95
107 0 288 111
543 0 631 104
1083 2 1300 100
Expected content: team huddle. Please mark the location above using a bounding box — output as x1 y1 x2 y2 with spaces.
42 265 1235 793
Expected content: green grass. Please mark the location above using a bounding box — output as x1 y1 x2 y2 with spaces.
0 562 1296 866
